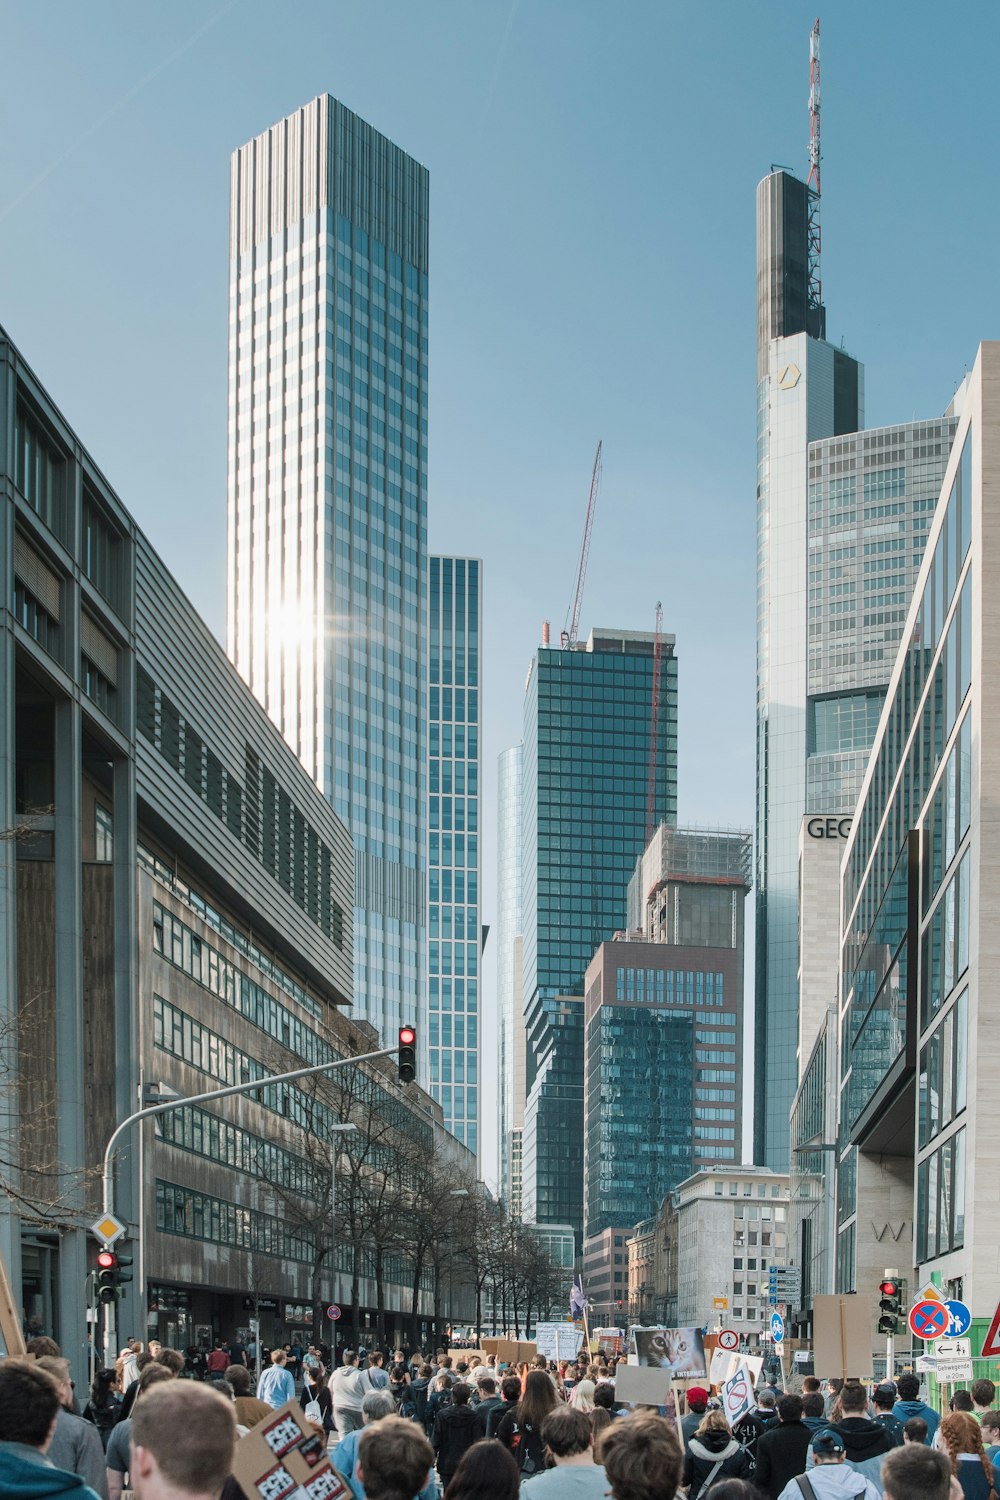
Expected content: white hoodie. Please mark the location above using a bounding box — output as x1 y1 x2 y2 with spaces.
776 1462 881 1500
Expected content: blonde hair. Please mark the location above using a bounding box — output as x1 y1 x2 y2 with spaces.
570 1379 596 1413
695 1410 732 1439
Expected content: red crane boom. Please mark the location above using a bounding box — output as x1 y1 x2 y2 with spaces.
561 441 603 648
646 601 663 842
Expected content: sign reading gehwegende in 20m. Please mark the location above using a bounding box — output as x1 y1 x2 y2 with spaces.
630 1327 707 1377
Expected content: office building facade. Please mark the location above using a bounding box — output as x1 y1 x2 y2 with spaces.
497 744 526 1213
227 96 429 1044
427 556 481 1156
673 1166 789 1339
1 327 472 1384
583 828 750 1294
519 629 678 1247
837 344 996 1327
755 169 863 1169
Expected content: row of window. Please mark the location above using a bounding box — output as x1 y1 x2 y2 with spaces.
615 970 727 1006
156 1104 321 1201
156 1179 314 1262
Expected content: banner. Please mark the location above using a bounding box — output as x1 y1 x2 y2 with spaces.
233 1399 350 1500
630 1326 707 1377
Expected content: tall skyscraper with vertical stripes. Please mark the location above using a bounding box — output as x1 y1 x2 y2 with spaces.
427 556 482 1157
227 96 429 1045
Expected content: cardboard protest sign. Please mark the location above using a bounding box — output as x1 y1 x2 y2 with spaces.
812 1295 874 1380
613 1364 678 1416
233 1399 350 1500
721 1363 755 1427
481 1338 537 1366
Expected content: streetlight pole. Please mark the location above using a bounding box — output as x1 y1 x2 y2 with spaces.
100 1046 394 1364
321 1123 357 1351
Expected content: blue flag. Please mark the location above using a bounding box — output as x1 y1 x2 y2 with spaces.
570 1274 588 1317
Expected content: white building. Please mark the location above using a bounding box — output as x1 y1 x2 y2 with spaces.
674 1165 789 1341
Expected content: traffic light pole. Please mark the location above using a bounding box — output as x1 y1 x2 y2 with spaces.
100 1045 395 1364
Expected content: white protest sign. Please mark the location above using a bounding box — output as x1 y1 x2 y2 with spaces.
721 1363 755 1426
535 1323 583 1361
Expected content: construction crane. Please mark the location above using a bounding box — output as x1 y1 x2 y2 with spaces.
645 601 664 843
806 18 822 317
561 441 603 649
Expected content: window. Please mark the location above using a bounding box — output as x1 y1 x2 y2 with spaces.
83 493 125 613
95 804 113 863
14 401 65 534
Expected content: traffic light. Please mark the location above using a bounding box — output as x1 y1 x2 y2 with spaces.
96 1246 134 1304
97 1250 118 1304
878 1277 905 1334
398 1025 417 1084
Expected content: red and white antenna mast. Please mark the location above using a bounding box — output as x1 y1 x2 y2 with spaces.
806 17 822 316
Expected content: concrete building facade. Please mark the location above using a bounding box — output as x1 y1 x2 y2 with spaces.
673 1166 790 1342
1 326 472 1382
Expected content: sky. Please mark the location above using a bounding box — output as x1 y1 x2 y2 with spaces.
2 0 998 1183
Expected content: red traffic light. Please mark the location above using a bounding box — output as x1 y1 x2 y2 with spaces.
398 1025 417 1084
880 1280 898 1296
399 1026 416 1046
97 1250 117 1270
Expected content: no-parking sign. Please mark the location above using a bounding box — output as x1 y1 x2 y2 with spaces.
909 1299 950 1341
722 1363 754 1425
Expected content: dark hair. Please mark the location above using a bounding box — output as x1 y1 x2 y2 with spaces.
895 1374 920 1401
601 1414 683 1500
972 1379 997 1409
980 1410 1000 1436
443 1440 518 1500
135 1351 154 1374
903 1417 928 1444
802 1394 825 1419
778 1394 802 1422
156 1348 186 1376
882 1443 951 1500
132 1384 235 1494
0 1362 61 1446
872 1384 897 1412
501 1376 521 1403
802 1377 821 1394
840 1382 867 1415
90 1368 118 1406
593 1384 614 1411
542 1407 593 1457
707 1484 761 1500
478 1377 496 1395
452 1383 472 1407
950 1390 974 1413
226 1364 253 1394
359 1415 436 1500
138 1363 175 1395
517 1370 559 1430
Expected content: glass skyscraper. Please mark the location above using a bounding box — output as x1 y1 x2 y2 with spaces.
428 556 481 1156
497 745 525 1212
227 96 429 1043
519 628 678 1247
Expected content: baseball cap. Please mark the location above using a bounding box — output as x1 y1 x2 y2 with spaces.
811 1430 845 1456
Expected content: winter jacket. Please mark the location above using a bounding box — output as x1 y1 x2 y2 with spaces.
829 1417 892 1464
476 1395 505 1432
0 1443 102 1500
408 1377 431 1429
433 1403 485 1480
46 1413 107 1500
487 1399 518 1439
892 1397 940 1442
682 1432 752 1497
753 1419 814 1500
776 1465 881 1500
872 1411 905 1447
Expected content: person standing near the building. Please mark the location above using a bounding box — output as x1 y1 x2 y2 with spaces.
871 1386 905 1447
331 1353 371 1437
227 1335 248 1369
256 1351 295 1410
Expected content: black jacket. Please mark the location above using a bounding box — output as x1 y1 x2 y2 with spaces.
433 1403 485 1479
831 1417 893 1462
496 1408 548 1480
753 1419 813 1500
873 1411 905 1447
682 1431 752 1496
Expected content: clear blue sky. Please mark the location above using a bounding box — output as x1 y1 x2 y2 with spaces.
2 0 997 1180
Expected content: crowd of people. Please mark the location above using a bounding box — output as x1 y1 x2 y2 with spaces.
1 1332 998 1500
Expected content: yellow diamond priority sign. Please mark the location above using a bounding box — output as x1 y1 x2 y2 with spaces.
90 1213 125 1246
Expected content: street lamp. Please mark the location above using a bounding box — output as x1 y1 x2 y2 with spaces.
99 1043 395 1364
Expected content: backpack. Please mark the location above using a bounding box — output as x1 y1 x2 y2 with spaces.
731 1414 765 1477
795 1479 866 1500
509 1419 542 1479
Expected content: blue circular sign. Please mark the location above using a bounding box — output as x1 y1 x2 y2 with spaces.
944 1299 972 1337
771 1312 785 1343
